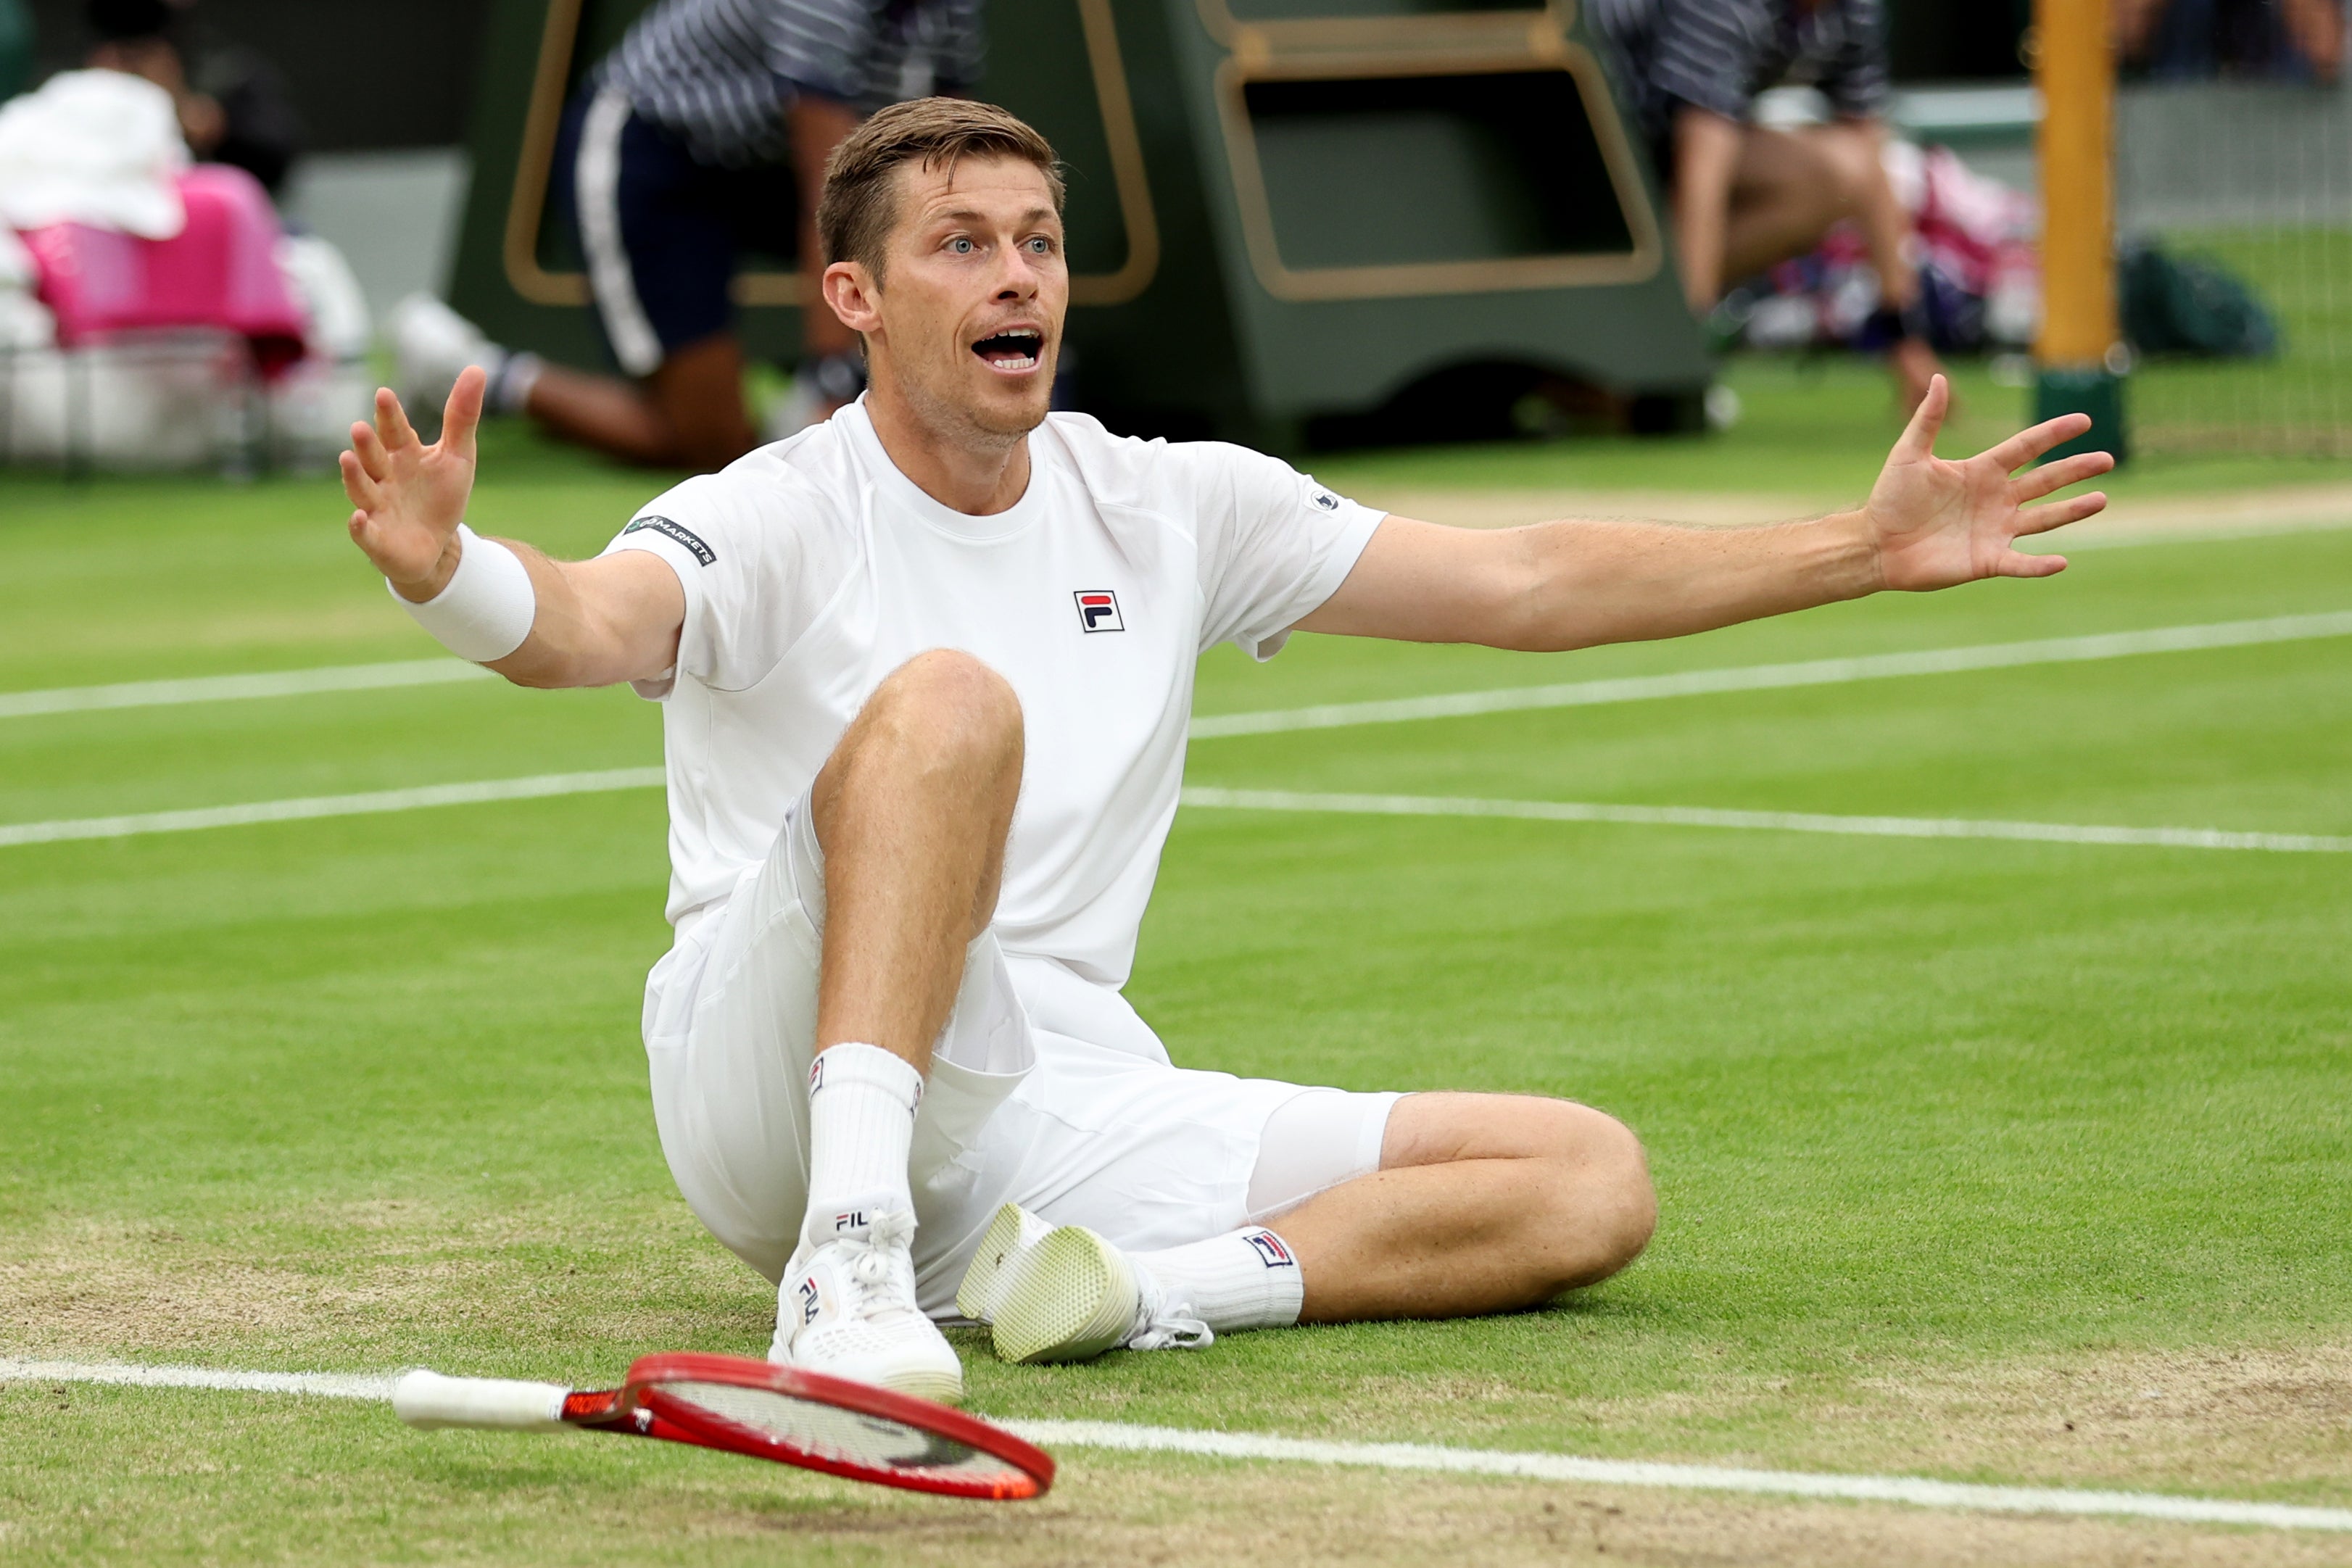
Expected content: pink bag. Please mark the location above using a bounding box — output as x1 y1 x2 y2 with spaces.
18 162 307 374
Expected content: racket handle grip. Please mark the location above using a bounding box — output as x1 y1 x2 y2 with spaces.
392 1369 571 1432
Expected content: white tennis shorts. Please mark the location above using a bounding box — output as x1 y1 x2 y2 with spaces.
642 792 1400 1316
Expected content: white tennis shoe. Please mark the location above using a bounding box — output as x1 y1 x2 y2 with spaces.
956 1202 1211 1364
387 294 497 411
771 1206 964 1405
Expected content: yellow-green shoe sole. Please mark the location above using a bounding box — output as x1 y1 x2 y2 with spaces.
955 1201 1035 1323
989 1225 1136 1364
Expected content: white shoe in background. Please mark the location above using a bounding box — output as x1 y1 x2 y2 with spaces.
386 293 500 410
771 1206 964 1405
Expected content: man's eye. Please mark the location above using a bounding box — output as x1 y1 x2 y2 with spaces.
948 237 975 254
1025 237 1053 254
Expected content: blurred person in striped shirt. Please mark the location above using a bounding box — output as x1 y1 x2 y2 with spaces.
390 0 984 469
1589 0 1946 412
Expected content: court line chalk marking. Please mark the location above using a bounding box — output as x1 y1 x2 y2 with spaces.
3 773 2344 855
1177 788 2352 855
0 1358 397 1401
1007 1418 2352 1533
4 611 2345 736
1 1358 2345 1532
0 659 489 720
1186 610 2352 739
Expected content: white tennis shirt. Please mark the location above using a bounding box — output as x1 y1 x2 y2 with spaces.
605 400 1385 1009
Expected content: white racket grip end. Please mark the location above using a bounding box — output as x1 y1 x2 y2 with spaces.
392 1369 572 1432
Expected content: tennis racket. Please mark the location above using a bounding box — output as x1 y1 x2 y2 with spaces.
392 1351 1053 1499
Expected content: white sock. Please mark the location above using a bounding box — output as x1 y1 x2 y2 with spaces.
1132 1227 1304 1334
802 1042 923 1249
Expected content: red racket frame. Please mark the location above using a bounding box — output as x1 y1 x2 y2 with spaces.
566 1353 1054 1501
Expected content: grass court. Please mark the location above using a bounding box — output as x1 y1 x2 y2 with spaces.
1 358 2347 1565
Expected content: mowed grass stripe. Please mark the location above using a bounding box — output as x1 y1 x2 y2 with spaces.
1 771 2343 853
5 1359 2349 1535
4 611 2345 731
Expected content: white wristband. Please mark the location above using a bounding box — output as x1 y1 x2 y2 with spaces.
389 524 536 663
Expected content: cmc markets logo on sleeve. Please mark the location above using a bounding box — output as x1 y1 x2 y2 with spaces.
1309 489 1341 512
1072 590 1124 632
621 515 716 565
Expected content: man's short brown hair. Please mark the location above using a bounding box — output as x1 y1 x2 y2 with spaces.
816 98 1065 280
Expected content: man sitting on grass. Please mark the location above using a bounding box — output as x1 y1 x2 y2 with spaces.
337 99 2111 1403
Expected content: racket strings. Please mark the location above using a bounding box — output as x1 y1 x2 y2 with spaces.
658 1380 1025 1481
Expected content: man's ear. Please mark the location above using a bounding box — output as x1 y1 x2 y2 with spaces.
822 261 881 337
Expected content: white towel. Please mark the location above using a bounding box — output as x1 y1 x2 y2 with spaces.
0 69 190 238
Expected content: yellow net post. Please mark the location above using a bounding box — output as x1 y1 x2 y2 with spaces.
2034 0 2130 462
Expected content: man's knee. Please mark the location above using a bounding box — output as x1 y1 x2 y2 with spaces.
1583 1112 1659 1277
1539 1103 1657 1288
856 650 1024 779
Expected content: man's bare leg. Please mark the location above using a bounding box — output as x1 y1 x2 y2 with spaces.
1275 1093 1657 1322
1718 124 1945 413
1718 124 1852 283
522 333 758 470
807 648 1024 1071
769 650 1022 1396
977 1093 1655 1361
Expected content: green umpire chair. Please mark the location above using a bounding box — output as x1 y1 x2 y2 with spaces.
448 0 1710 448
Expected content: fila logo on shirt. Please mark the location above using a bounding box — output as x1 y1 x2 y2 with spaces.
1243 1229 1296 1269
1074 589 1125 632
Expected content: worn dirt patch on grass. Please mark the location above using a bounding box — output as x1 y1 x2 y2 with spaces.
544 1455 2352 1568
1844 1343 2352 1491
6 1220 2346 1515
1539 1342 2352 1498
0 1207 763 1364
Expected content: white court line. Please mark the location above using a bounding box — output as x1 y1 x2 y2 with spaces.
1178 787 2352 855
1010 1419 2352 1532
2 773 2343 855
1 1358 2345 1532
1186 610 2352 739
0 1358 396 1401
0 660 489 720
0 769 664 849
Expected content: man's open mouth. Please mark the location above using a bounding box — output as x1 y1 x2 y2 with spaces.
972 329 1043 373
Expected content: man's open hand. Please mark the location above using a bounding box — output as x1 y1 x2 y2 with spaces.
339 368 486 602
1864 374 2114 592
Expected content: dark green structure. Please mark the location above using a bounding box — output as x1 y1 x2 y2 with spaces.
0 0 34 102
2034 365 2129 467
450 0 1709 446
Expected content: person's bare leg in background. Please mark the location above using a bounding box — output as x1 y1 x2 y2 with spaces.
1673 107 1946 412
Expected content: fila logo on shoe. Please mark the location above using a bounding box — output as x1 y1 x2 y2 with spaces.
834 1210 868 1233
1243 1230 1296 1269
796 1276 823 1325
1074 590 1124 633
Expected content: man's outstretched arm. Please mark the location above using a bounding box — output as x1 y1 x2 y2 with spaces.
340 369 684 688
1298 378 2115 652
